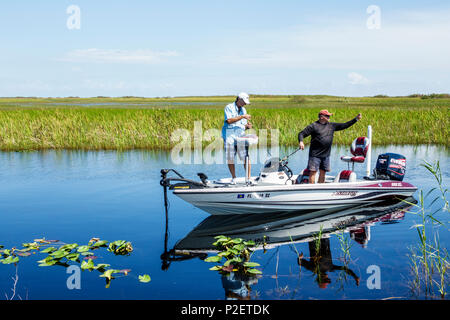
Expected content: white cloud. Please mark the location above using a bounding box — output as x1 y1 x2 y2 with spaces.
348 72 369 85
214 8 450 71
61 48 180 64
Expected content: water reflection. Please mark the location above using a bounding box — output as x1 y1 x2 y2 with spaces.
161 198 415 298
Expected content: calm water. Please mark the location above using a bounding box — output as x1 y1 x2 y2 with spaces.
0 145 448 300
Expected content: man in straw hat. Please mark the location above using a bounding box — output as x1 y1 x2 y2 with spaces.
298 110 362 183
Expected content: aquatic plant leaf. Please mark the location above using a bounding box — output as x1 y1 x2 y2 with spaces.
138 274 151 283
94 263 110 271
22 242 40 250
100 269 120 281
81 259 95 270
107 240 133 255
204 255 222 263
66 253 80 261
243 240 256 246
1 256 19 264
246 268 262 275
41 247 57 253
16 252 32 257
38 258 58 267
214 235 229 240
91 240 108 248
243 262 260 267
60 243 78 251
77 245 91 253
51 250 70 259
209 266 223 271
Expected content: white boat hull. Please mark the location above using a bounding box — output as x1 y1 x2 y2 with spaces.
173 180 417 215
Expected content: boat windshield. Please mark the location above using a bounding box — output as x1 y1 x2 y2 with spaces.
261 157 282 173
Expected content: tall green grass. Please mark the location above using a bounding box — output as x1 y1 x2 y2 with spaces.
406 161 449 299
0 96 448 151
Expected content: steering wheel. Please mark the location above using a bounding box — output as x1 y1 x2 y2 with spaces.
280 160 293 179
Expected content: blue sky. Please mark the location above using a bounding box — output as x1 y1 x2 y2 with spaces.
0 0 449 97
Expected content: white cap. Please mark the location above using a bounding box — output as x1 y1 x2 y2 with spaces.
237 92 250 105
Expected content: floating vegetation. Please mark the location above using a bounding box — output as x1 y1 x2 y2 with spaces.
138 274 151 283
204 235 262 276
0 237 149 289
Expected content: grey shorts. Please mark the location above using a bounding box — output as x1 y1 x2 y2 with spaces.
308 156 331 172
224 137 247 163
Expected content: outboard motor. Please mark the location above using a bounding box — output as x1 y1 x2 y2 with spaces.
374 153 406 181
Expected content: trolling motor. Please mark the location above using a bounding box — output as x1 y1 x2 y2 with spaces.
160 169 206 189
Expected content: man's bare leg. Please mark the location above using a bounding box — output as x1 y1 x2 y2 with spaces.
227 162 236 179
318 169 326 183
309 170 317 184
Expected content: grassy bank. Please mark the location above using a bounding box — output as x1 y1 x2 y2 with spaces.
0 95 448 151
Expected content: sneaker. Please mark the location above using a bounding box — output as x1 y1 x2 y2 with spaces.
229 178 236 185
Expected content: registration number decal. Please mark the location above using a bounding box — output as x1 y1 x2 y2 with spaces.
332 191 357 196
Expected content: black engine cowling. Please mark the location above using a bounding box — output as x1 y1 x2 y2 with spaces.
375 153 406 181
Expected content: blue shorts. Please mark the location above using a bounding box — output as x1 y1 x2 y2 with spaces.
308 156 331 172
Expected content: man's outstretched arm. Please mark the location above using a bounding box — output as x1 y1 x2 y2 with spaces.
333 113 362 131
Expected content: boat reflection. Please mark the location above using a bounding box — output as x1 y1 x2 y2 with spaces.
161 197 415 299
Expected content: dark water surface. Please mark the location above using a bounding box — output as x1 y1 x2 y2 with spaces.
0 145 448 300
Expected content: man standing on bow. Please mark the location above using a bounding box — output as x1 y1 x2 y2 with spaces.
298 110 362 184
222 92 253 184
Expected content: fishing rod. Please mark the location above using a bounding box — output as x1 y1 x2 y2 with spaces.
280 147 301 162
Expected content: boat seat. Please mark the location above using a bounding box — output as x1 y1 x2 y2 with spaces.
295 169 318 184
340 137 370 170
334 170 357 183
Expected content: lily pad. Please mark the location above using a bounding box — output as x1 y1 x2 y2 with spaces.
77 245 90 252
100 269 120 281
204 255 222 263
243 262 260 267
41 247 57 253
80 259 95 271
91 240 108 248
51 250 70 259
66 253 80 261
246 268 262 275
1 256 19 264
138 274 151 283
